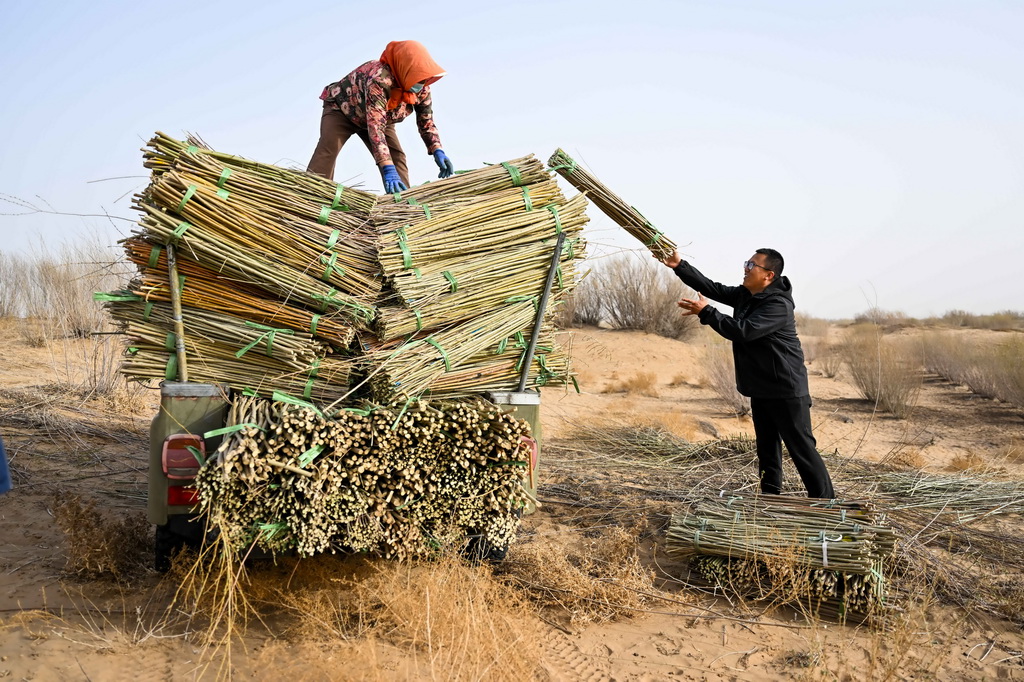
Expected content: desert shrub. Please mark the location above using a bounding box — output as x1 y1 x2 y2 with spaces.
796 313 831 338
0 250 26 318
604 371 659 397
703 338 750 416
843 325 922 419
568 253 698 340
854 307 911 329
52 492 153 582
923 331 1024 407
819 343 843 378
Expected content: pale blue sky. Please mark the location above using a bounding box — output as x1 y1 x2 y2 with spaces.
1 0 1021 318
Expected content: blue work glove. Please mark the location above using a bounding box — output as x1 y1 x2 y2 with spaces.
433 149 455 179
380 164 407 194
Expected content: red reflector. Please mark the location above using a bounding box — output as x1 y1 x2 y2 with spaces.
167 486 199 506
163 434 205 480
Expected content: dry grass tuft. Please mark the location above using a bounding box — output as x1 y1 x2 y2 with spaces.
499 525 654 625
52 492 152 582
886 448 925 470
603 371 659 397
947 451 987 472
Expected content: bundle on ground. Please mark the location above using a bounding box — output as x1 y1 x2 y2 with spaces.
666 494 896 620
548 148 677 259
195 394 532 559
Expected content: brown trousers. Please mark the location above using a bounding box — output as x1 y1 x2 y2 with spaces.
306 106 410 186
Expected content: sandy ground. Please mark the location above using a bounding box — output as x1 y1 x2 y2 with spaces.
1 318 1023 680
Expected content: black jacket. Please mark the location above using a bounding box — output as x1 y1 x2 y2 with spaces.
672 261 809 399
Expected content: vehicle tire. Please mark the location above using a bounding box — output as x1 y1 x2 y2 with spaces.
154 523 185 573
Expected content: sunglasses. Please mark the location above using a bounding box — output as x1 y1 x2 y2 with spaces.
744 260 773 273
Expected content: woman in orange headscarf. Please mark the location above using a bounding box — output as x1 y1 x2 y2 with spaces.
307 40 455 193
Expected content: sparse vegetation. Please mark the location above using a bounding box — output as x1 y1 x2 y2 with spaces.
923 330 1024 408
843 324 923 419
702 336 750 415
560 252 699 340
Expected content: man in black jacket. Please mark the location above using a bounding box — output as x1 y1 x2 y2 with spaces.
660 248 834 499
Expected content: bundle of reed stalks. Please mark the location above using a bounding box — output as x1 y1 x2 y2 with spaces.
666 494 895 616
123 237 356 348
143 131 378 214
99 296 352 402
361 299 542 400
547 148 677 259
392 155 552 204
195 394 531 559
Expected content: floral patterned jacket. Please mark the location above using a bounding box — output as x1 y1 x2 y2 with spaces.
320 60 443 167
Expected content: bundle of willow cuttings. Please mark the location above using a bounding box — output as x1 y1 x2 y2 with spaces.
123 237 356 348
548 148 677 259
99 296 352 402
195 394 532 559
389 154 552 204
143 131 378 214
667 494 895 617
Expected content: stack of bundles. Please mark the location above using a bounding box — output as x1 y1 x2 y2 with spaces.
99 134 380 401
548 148 677 260
99 296 353 403
666 494 896 620
196 394 532 559
368 155 587 399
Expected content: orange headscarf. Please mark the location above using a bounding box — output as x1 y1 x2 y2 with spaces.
379 40 446 110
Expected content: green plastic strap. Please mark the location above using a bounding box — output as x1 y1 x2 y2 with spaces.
421 203 431 219
172 222 191 240
164 355 178 381
424 337 451 371
546 204 563 234
203 423 265 439
178 274 186 291
186 145 199 154
143 301 153 321
303 376 315 399
242 387 258 396
92 292 141 302
177 185 197 213
148 245 162 268
562 236 579 260
298 444 325 467
308 358 320 378
522 187 533 211
340 406 373 417
571 375 581 393
331 184 347 210
235 322 294 358
217 188 230 199
413 309 423 331
272 390 323 417
321 251 341 281
515 331 526 347
217 167 231 188
126 346 139 355
442 271 458 293
396 226 413 269
317 205 332 225
310 314 321 335
389 397 416 432
500 162 524 186
165 332 176 351
644 228 665 247
496 337 508 354
184 445 206 467
326 229 341 249
505 295 538 310
412 267 422 279
555 265 563 290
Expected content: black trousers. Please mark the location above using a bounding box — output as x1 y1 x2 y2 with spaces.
750 396 835 499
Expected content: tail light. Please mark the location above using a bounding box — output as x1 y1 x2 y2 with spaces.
167 485 199 506
162 434 205 480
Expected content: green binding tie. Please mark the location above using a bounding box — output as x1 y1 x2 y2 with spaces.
203 423 265 439
234 321 295 358
320 251 344 281
271 390 323 417
331 184 348 210
177 185 197 213
172 221 191 241
424 337 451 371
326 229 341 249
309 314 321 336
522 187 533 211
396 225 413 269
317 204 332 225
298 444 325 467
442 271 458 293
501 162 524 186
147 245 162 268
413 309 423 331
164 332 176 351
143 301 153 321
164 355 178 381
186 145 199 155
546 204 563 234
